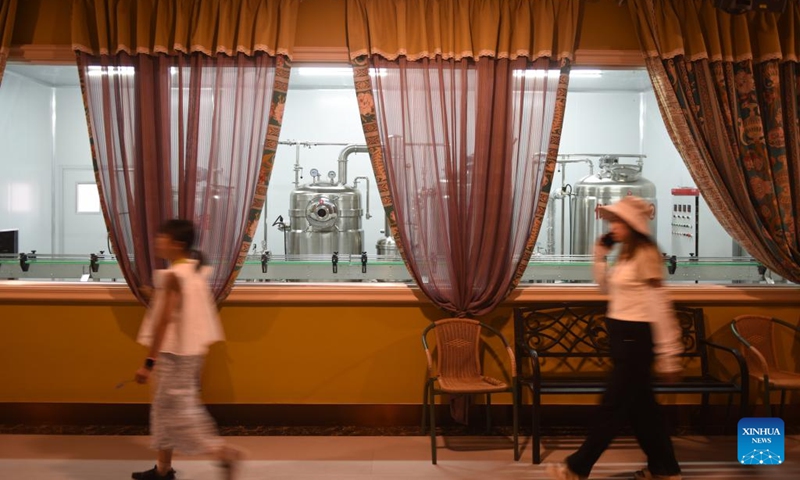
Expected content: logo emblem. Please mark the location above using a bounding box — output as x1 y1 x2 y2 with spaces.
738 417 784 465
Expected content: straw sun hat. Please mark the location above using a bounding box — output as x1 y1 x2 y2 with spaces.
598 195 655 236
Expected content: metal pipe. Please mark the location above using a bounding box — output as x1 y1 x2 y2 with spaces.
553 157 593 255
560 190 566 255
262 194 268 252
546 196 556 255
337 144 369 186
279 140 356 187
293 143 303 187
353 176 372 219
556 158 594 175
563 153 646 158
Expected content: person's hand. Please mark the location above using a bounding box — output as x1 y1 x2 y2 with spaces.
135 367 151 384
593 238 611 259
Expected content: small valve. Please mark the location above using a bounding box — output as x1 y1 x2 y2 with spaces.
261 251 271 273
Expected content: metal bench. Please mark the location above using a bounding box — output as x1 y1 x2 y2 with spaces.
513 304 749 464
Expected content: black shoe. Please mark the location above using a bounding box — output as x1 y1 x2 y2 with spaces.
131 465 176 479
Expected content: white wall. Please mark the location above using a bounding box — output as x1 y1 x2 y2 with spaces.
0 70 103 257
54 86 105 255
55 87 93 168
0 72 54 254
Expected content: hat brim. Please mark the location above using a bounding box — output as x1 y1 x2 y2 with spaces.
598 203 651 236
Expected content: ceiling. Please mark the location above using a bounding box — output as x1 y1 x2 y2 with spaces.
4 64 81 87
3 63 652 93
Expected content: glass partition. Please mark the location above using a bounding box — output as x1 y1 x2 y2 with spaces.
1 64 790 287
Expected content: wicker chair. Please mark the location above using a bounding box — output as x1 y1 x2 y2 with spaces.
421 318 519 464
731 315 800 418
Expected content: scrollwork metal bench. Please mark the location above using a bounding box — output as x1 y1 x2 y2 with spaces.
513 304 749 464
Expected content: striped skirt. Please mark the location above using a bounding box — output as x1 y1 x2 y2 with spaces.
150 353 222 455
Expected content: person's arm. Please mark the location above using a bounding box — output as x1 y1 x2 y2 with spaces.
646 278 684 377
593 240 611 293
135 272 180 384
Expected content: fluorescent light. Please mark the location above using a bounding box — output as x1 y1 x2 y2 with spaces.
512 70 560 78
570 69 603 78
298 67 352 77
296 67 387 77
513 69 603 79
87 66 135 77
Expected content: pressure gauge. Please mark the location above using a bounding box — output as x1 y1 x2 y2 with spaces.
327 170 337 180
309 168 319 177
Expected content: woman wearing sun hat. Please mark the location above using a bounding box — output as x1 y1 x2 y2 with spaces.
547 195 683 480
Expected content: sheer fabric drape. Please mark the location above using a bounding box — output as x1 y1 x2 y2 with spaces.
77 52 285 301
354 56 568 316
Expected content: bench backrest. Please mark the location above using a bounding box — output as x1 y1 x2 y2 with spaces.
513 304 707 375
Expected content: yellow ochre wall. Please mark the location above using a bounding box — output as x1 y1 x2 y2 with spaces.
1 297 798 405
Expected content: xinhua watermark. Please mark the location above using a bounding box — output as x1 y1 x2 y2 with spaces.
738 417 784 465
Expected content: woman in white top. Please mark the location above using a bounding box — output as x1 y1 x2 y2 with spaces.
548 196 683 480
132 219 241 480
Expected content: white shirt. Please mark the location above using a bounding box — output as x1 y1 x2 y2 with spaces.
594 245 684 373
605 247 664 322
137 260 225 356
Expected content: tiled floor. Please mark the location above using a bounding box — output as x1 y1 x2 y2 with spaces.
0 434 798 479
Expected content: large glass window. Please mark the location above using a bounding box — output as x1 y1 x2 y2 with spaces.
0 64 779 284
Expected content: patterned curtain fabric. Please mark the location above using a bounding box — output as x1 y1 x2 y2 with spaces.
74 0 296 303
628 0 800 282
0 0 18 87
72 0 298 57
348 0 578 317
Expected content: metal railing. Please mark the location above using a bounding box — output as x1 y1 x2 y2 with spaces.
0 253 774 285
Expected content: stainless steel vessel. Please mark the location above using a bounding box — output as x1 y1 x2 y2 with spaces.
570 155 657 255
375 215 400 258
274 145 368 257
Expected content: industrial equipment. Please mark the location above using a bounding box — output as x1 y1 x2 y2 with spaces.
570 155 657 255
273 144 369 258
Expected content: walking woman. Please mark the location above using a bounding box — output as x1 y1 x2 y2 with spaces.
132 219 242 480
547 196 683 480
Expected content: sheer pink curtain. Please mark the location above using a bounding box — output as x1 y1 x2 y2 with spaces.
356 56 567 316
77 52 282 302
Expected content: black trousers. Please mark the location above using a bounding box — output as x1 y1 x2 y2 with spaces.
566 319 681 478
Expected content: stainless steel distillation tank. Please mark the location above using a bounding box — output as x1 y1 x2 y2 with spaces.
274 144 369 257
375 214 399 258
570 155 657 255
